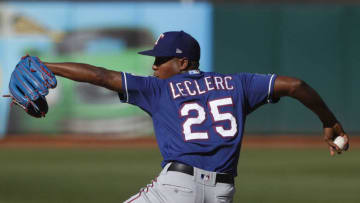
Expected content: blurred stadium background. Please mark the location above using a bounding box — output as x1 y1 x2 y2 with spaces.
0 0 359 203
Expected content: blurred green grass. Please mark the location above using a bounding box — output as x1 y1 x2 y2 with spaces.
0 148 359 203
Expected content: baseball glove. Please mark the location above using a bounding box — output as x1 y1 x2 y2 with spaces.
4 55 57 118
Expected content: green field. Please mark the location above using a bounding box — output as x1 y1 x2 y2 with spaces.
0 148 359 203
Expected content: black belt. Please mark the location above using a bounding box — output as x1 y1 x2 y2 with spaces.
167 162 234 184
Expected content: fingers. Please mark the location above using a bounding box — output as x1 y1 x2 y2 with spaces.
333 123 350 152
329 146 335 156
332 123 345 136
328 141 342 155
324 123 349 156
328 143 344 156
325 137 340 157
342 133 350 151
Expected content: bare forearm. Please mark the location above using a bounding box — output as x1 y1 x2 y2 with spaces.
44 62 123 92
291 82 337 127
44 62 102 83
274 76 337 127
273 76 349 155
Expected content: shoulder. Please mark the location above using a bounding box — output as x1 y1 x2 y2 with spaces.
123 73 166 88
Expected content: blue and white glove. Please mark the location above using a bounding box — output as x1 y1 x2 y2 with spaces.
5 55 57 118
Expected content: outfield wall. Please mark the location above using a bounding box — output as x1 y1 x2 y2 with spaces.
1 2 213 136
1 3 358 135
214 5 360 133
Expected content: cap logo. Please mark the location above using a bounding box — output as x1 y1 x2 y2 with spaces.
176 48 183 54
155 34 165 45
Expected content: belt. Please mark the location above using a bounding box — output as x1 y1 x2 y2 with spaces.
167 162 234 184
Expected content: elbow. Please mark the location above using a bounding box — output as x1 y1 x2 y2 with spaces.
288 78 306 97
274 76 310 98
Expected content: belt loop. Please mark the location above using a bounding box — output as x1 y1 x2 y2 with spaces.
193 164 198 182
162 162 172 175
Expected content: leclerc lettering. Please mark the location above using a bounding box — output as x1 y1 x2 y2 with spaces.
184 81 196 96
194 80 206 95
204 76 215 91
169 82 181 99
168 76 234 99
224 76 234 90
176 82 187 96
214 76 225 90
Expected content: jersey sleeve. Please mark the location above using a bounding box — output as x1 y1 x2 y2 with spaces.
118 72 161 115
238 73 278 114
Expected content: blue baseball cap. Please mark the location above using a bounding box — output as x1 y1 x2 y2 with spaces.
138 31 200 61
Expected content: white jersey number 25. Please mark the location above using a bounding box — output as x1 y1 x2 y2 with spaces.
180 97 238 141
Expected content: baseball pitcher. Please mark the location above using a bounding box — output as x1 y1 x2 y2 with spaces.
7 31 349 203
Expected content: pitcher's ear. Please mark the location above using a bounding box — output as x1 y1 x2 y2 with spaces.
179 58 189 71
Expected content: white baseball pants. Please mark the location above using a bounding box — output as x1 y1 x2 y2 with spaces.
123 163 235 203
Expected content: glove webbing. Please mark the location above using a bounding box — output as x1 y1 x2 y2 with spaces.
3 94 44 117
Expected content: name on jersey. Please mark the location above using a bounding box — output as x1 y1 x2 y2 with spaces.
169 76 234 99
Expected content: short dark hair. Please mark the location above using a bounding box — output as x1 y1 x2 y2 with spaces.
187 60 200 70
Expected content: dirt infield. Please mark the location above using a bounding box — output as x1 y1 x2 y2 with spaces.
0 134 359 149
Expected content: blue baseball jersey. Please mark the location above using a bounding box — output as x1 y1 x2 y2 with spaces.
119 70 278 176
